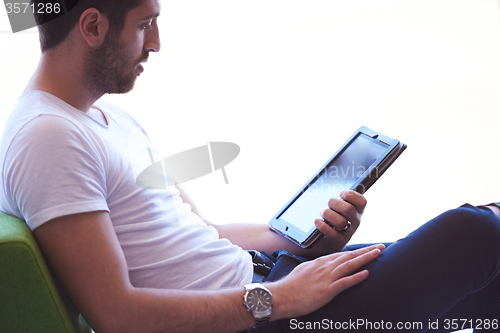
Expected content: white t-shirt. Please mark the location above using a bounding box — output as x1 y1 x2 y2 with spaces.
0 91 253 290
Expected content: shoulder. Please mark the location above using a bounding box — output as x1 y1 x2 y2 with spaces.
9 114 96 164
1 93 87 168
3 91 90 144
3 102 106 175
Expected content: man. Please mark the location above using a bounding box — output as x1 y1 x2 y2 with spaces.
1 1 500 332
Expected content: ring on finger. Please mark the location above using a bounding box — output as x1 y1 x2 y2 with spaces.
322 218 351 233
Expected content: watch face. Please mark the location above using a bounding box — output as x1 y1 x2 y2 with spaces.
246 288 272 312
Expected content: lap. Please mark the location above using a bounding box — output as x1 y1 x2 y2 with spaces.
253 204 500 333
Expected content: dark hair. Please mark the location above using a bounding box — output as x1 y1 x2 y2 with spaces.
33 0 142 52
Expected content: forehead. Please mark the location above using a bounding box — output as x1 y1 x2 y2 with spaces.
125 0 161 21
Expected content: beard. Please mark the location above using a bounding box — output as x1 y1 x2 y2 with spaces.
83 31 148 96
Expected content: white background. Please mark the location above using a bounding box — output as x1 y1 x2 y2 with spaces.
1 0 500 252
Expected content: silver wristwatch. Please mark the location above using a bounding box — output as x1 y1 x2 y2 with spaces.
243 283 273 328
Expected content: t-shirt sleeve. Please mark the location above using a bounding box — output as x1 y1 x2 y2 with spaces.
3 115 109 230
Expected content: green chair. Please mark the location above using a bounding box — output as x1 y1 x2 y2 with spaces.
0 211 93 333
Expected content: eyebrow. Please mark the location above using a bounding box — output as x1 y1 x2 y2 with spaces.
140 12 160 21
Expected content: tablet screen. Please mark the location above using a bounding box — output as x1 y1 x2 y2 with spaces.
278 134 389 233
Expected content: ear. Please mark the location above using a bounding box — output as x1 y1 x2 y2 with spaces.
79 8 109 47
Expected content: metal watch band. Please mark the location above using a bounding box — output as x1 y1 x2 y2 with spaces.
255 315 271 328
244 283 272 328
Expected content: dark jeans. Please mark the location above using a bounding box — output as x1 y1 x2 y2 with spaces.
244 204 500 332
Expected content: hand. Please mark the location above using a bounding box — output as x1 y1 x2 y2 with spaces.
268 244 385 320
485 204 500 216
313 190 367 252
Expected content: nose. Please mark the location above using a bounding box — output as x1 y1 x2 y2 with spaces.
145 21 161 53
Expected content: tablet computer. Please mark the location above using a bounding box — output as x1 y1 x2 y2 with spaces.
268 126 406 248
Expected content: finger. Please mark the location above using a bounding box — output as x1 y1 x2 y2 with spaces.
339 190 367 214
330 248 381 280
326 195 364 229
314 218 350 239
335 244 383 258
328 269 370 296
320 244 384 263
320 206 351 231
321 202 357 231
349 243 385 253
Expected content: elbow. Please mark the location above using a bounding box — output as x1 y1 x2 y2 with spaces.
90 316 143 333
86 313 126 333
80 298 139 333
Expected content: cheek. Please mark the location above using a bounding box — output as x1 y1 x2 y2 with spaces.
119 31 146 57
132 32 147 51
122 43 143 66
133 38 145 53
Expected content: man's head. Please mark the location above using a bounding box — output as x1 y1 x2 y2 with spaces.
34 0 143 52
81 18 151 95
33 0 161 96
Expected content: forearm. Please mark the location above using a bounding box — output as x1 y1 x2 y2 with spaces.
111 245 384 333
177 186 322 257
186 189 364 258
214 222 337 259
90 286 256 333
35 210 383 333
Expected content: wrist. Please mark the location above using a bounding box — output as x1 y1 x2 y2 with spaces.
243 283 273 327
265 281 295 321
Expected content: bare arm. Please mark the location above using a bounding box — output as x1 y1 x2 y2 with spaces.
175 185 313 256
178 186 367 258
33 211 382 333
33 211 255 333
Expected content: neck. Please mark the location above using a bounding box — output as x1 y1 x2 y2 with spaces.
24 49 102 112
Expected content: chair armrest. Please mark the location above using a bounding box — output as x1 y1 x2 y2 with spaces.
0 212 92 333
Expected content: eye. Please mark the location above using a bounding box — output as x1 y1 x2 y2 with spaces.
141 20 154 31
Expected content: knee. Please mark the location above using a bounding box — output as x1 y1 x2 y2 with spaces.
434 204 500 252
